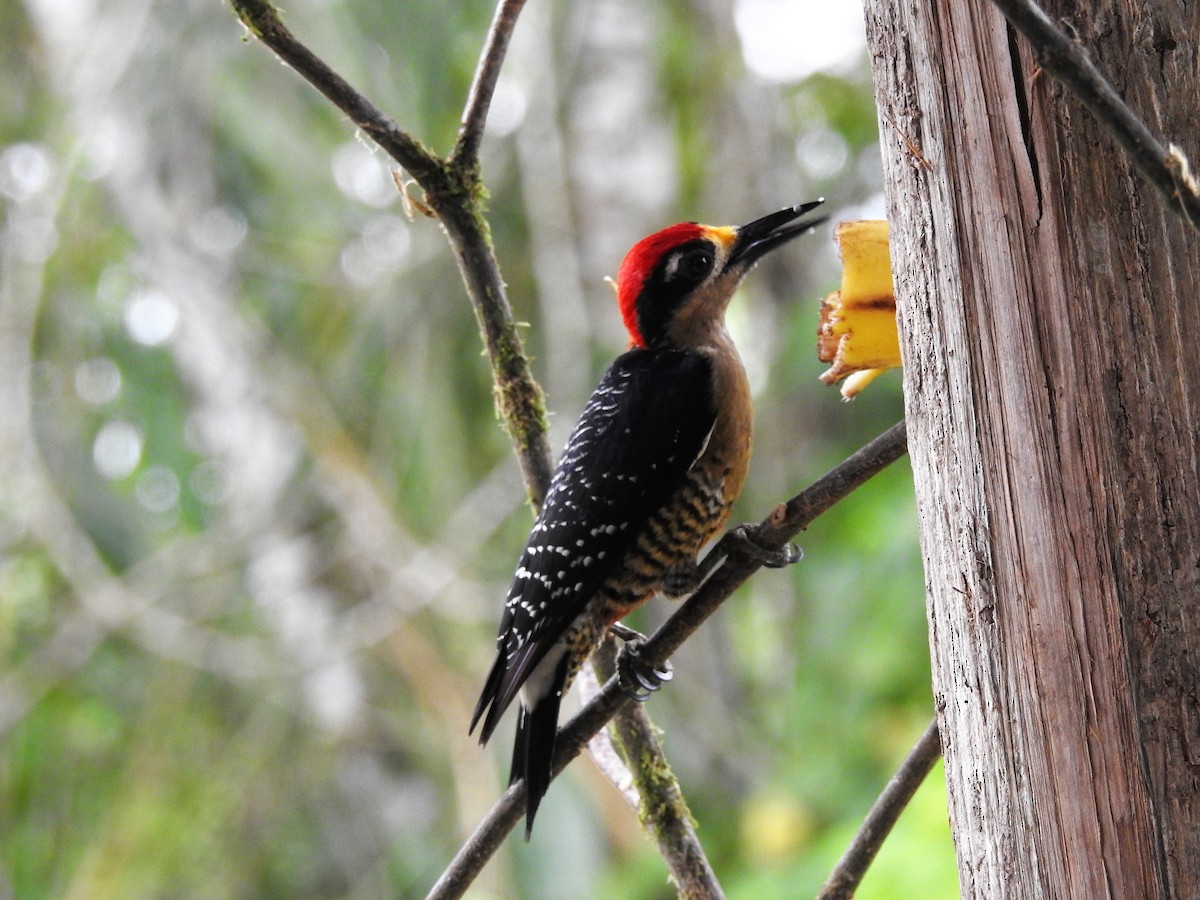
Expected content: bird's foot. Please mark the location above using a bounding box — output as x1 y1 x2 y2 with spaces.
725 524 802 569
610 623 674 702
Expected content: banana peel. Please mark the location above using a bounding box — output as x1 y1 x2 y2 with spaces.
818 220 901 399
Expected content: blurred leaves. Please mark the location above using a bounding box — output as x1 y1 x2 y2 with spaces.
1 0 954 895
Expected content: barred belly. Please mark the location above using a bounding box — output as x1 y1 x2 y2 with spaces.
552 468 731 692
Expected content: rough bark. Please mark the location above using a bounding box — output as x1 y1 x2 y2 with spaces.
863 1 1200 897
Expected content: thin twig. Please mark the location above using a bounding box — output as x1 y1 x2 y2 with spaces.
426 421 910 898
593 638 725 899
454 0 529 166
229 0 440 181
229 0 555 505
817 717 943 900
990 0 1200 231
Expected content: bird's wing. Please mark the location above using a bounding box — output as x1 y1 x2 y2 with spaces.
471 348 716 740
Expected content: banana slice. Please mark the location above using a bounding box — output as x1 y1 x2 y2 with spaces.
817 220 901 399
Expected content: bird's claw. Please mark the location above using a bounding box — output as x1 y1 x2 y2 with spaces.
618 644 674 702
728 524 802 568
610 625 674 702
762 541 803 568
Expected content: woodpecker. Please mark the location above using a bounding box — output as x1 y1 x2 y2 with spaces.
471 201 825 835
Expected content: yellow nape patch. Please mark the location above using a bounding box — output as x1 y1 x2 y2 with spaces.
702 225 737 250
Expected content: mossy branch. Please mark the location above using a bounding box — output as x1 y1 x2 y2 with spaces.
593 637 725 899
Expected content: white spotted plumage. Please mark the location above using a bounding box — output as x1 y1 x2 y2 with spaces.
470 202 826 837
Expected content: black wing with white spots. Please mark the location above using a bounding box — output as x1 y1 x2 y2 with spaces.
471 347 716 741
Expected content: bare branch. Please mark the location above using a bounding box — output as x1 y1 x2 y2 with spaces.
817 717 943 900
990 0 1200 231
228 0 440 182
454 0 530 167
426 421 910 897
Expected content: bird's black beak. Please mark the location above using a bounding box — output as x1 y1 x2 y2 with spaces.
725 199 827 271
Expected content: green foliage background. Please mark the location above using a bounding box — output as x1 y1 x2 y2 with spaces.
0 0 957 895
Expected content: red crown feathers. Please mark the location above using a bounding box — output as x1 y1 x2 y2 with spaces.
615 222 707 348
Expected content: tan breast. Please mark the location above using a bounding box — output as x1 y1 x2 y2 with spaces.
694 325 753 510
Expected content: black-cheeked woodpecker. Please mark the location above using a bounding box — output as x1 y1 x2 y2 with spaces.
471 201 826 835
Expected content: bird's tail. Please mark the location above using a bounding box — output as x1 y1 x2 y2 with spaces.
509 656 569 838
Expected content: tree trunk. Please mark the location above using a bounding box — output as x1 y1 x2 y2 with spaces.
862 1 1200 896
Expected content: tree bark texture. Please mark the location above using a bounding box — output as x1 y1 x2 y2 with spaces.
863 1 1199 897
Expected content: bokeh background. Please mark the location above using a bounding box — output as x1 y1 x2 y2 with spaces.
1 0 958 895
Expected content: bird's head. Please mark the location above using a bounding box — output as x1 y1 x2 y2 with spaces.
615 200 825 349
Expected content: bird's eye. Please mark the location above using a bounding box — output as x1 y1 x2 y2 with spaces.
674 248 713 282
